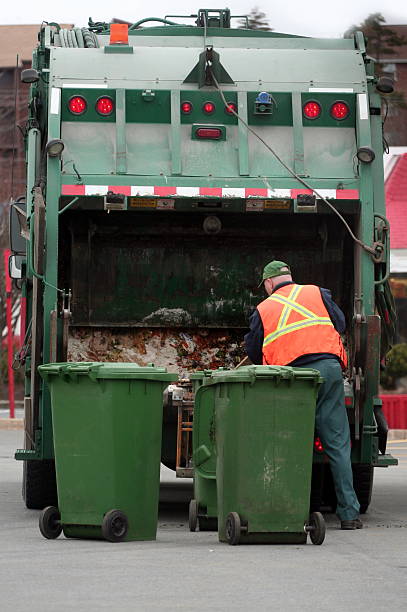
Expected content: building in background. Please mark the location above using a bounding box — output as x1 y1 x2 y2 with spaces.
385 147 407 342
379 25 407 146
0 25 72 209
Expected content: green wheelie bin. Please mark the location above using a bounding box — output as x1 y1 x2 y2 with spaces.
208 365 326 545
38 362 177 542
188 371 218 532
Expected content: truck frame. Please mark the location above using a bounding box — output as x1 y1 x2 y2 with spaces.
9 9 397 511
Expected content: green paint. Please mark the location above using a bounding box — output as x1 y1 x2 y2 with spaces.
191 124 226 141
61 89 116 122
301 93 356 128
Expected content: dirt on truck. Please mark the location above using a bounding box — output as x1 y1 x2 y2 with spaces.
9 9 397 511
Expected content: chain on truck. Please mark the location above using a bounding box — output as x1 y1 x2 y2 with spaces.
8 8 398 511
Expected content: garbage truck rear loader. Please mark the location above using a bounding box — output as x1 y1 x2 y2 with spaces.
9 9 397 510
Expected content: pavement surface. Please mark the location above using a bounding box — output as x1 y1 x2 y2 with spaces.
1 429 407 611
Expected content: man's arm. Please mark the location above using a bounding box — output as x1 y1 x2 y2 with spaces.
244 309 264 364
320 288 346 334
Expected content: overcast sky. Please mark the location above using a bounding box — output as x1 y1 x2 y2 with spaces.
2 1 407 38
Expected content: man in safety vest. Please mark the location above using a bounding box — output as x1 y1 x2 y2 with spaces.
245 260 362 530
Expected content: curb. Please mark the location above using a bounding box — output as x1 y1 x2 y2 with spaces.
0 418 23 430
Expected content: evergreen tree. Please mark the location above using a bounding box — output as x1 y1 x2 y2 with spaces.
239 7 272 31
344 13 406 60
344 13 407 116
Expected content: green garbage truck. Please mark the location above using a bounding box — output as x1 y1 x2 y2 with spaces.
9 8 397 511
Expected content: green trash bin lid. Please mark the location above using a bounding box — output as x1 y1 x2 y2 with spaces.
202 365 323 385
39 362 178 382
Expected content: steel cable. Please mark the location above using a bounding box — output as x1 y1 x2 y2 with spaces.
210 69 385 261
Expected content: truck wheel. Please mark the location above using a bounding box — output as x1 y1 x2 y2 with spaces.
39 506 62 539
225 512 241 545
102 509 128 542
188 499 198 532
352 464 374 514
308 512 326 545
23 460 58 510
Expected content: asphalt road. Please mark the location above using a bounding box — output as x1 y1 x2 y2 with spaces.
1 429 407 611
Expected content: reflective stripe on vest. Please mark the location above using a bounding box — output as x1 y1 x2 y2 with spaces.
263 284 332 348
257 283 347 368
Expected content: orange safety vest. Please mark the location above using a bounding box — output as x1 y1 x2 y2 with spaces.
257 283 347 368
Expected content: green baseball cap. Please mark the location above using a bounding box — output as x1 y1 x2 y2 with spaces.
258 260 291 287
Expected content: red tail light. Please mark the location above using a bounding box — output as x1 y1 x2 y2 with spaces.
330 101 350 120
314 437 324 453
225 102 237 114
68 96 87 115
303 101 321 120
96 96 114 116
195 127 222 140
181 101 193 114
203 101 215 114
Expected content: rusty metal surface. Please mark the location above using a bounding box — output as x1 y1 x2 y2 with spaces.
68 327 246 376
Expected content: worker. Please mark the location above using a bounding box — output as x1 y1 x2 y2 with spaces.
245 260 362 530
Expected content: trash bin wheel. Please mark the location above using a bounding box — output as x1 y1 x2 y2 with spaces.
308 511 326 545
189 499 198 532
39 506 62 539
225 512 241 545
102 509 129 543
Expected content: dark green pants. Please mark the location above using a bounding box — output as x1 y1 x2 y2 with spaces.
306 358 360 521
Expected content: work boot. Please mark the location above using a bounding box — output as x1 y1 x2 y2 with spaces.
341 518 363 530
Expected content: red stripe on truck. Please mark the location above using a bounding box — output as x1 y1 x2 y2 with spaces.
61 185 85 196
245 188 268 197
154 186 177 196
199 187 223 197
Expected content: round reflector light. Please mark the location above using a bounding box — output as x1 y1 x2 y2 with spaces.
225 102 237 115
68 96 87 115
203 101 215 114
314 437 324 453
96 96 114 116
330 101 349 120
303 101 321 120
181 101 193 114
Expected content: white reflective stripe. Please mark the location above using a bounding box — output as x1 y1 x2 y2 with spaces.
358 93 369 120
314 189 336 199
131 186 155 196
267 189 291 198
50 88 61 115
222 188 245 198
308 87 354 93
85 185 108 195
62 83 108 89
176 187 200 197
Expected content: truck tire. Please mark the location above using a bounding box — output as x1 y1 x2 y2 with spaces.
352 464 374 514
22 460 58 510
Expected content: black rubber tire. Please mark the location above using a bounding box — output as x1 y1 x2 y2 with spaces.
308 511 326 545
101 509 128 542
225 512 241 545
39 506 62 539
23 460 58 510
188 499 198 532
352 464 374 514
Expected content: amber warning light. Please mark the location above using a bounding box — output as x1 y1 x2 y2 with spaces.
110 23 129 45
